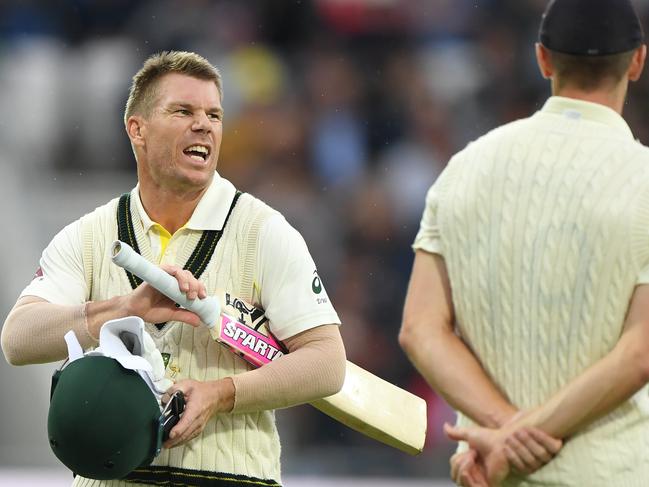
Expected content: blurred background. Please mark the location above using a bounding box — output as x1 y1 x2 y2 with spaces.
3 0 649 485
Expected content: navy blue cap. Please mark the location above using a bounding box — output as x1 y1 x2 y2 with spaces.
539 0 644 56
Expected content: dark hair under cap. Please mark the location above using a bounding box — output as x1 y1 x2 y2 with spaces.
539 0 644 56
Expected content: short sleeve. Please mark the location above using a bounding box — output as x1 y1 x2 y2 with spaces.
412 182 443 255
257 214 341 341
19 219 88 305
637 266 649 285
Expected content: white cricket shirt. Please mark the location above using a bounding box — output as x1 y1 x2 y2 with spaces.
21 172 340 340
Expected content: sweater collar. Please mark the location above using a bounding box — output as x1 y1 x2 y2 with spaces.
540 96 634 139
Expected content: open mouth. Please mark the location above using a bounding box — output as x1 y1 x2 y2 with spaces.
183 144 210 162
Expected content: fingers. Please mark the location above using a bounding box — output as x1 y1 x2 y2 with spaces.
463 467 489 487
444 422 470 442
527 428 562 454
451 451 478 485
504 442 531 473
450 451 472 483
165 417 194 448
164 399 195 448
516 430 551 464
161 382 182 408
451 452 488 487
160 264 207 300
162 381 210 449
170 308 202 328
504 428 560 474
507 432 539 471
162 381 183 401
161 391 172 406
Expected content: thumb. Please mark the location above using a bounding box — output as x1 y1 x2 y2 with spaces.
171 308 202 327
163 380 189 403
444 422 469 442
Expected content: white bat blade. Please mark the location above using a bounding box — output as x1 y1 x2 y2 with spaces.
312 362 426 455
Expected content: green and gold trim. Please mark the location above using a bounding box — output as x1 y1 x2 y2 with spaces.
125 465 281 487
117 192 143 289
117 191 243 286
116 190 243 329
184 191 242 280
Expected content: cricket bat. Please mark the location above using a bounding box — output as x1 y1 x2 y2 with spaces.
111 240 427 455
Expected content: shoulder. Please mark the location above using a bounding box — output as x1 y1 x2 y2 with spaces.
443 118 533 170
234 191 284 228
463 118 532 155
627 138 649 160
237 191 279 214
78 195 122 224
259 213 303 242
237 193 306 242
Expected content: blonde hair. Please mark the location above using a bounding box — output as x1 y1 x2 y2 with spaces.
124 51 222 124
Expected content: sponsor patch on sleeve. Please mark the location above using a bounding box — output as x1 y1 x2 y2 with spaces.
311 270 329 304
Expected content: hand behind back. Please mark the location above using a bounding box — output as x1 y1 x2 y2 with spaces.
445 420 562 487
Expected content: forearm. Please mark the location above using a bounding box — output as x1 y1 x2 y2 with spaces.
231 324 346 413
510 284 649 440
515 328 649 438
401 250 516 428
401 325 516 428
1 294 135 365
1 296 95 365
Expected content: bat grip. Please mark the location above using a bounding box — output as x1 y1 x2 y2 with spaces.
110 240 221 328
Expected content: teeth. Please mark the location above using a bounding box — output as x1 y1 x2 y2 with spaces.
186 145 208 155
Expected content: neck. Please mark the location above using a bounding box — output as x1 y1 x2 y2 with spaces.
553 80 628 115
138 183 207 235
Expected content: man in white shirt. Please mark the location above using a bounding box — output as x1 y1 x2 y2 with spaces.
400 0 649 485
1 51 346 487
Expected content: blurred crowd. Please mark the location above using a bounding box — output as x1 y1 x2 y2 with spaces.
4 0 649 477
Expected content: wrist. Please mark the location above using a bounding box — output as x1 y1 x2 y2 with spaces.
487 406 518 428
85 296 130 339
213 377 235 414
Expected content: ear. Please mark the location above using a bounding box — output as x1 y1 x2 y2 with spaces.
126 116 146 148
535 43 554 79
628 44 646 82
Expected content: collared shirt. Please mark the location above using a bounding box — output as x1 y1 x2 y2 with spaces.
132 172 237 262
22 172 340 340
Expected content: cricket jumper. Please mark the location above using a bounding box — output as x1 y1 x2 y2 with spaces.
22 173 340 487
414 97 649 486
73 187 282 487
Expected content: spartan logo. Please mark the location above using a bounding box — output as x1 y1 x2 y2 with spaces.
312 270 322 294
224 293 268 330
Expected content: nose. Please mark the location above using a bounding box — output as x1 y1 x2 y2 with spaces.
191 111 211 133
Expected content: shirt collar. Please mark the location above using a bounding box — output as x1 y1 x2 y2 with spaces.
540 96 634 139
132 171 237 233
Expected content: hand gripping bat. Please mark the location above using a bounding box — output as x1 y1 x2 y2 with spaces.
111 240 427 455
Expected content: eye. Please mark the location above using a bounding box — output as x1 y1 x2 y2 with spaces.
176 109 191 116
208 113 223 121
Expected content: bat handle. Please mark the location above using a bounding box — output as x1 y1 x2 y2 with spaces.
110 240 221 328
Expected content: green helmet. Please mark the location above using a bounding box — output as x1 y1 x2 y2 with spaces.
48 355 161 480
47 316 180 480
